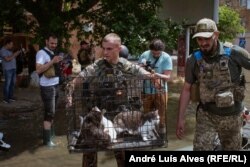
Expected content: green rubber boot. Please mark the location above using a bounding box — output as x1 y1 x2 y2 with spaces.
51 125 55 138
43 129 56 147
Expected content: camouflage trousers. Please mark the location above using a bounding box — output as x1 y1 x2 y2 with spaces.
194 107 242 150
142 92 168 128
82 151 125 167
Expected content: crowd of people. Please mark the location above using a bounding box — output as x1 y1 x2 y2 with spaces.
0 17 250 166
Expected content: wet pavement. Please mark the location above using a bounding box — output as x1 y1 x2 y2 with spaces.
0 77 196 167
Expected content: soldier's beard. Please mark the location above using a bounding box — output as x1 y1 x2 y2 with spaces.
201 41 216 57
202 49 213 56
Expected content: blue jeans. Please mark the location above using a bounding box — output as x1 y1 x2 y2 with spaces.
3 69 16 101
40 85 59 122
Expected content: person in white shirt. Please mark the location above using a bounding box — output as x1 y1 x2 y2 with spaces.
36 33 63 147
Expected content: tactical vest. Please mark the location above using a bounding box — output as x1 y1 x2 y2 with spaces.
41 48 62 78
84 59 129 112
194 46 244 115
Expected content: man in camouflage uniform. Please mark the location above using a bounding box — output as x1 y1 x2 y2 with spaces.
67 33 164 167
176 18 250 150
77 40 95 70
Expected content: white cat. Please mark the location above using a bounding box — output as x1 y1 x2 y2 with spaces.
75 106 117 149
138 117 160 141
113 109 160 141
101 114 117 143
96 107 117 143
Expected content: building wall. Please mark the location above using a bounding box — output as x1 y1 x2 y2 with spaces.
68 30 103 60
233 32 250 50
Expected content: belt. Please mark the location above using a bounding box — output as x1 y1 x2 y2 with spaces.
199 101 243 116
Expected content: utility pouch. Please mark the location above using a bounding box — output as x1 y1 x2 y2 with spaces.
215 90 234 108
43 65 56 78
190 82 200 103
234 86 245 101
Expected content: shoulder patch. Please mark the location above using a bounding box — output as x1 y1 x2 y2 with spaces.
223 42 232 56
223 42 233 48
223 47 231 56
193 50 202 61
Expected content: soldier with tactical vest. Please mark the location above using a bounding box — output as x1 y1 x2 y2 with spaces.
67 33 165 167
176 18 250 150
77 40 95 70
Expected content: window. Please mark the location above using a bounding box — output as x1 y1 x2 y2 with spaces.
247 0 250 9
240 0 247 7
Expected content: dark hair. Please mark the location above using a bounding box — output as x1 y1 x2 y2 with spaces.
3 36 13 46
45 33 57 40
149 39 165 51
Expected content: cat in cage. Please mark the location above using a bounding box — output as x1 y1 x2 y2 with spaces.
76 106 117 149
113 109 160 141
101 109 117 143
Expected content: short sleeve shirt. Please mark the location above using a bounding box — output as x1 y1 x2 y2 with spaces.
138 50 173 93
0 47 16 70
36 47 59 86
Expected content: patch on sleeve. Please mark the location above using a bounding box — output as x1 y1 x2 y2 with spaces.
223 41 233 48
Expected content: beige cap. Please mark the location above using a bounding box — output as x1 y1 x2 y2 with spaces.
192 18 218 39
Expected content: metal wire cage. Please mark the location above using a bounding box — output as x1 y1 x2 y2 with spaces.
66 75 167 152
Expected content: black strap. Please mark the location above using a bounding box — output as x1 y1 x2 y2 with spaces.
143 56 160 94
41 48 61 77
154 56 160 66
42 48 54 59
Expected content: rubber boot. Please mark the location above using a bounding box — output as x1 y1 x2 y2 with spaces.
0 132 11 151
43 129 56 147
51 125 55 138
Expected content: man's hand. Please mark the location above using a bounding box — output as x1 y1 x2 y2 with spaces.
52 55 63 64
65 76 83 108
149 73 162 89
176 120 185 140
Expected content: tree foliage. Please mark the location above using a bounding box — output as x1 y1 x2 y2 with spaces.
0 0 26 35
0 0 99 49
218 5 245 42
81 0 184 55
190 5 245 52
0 0 183 56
